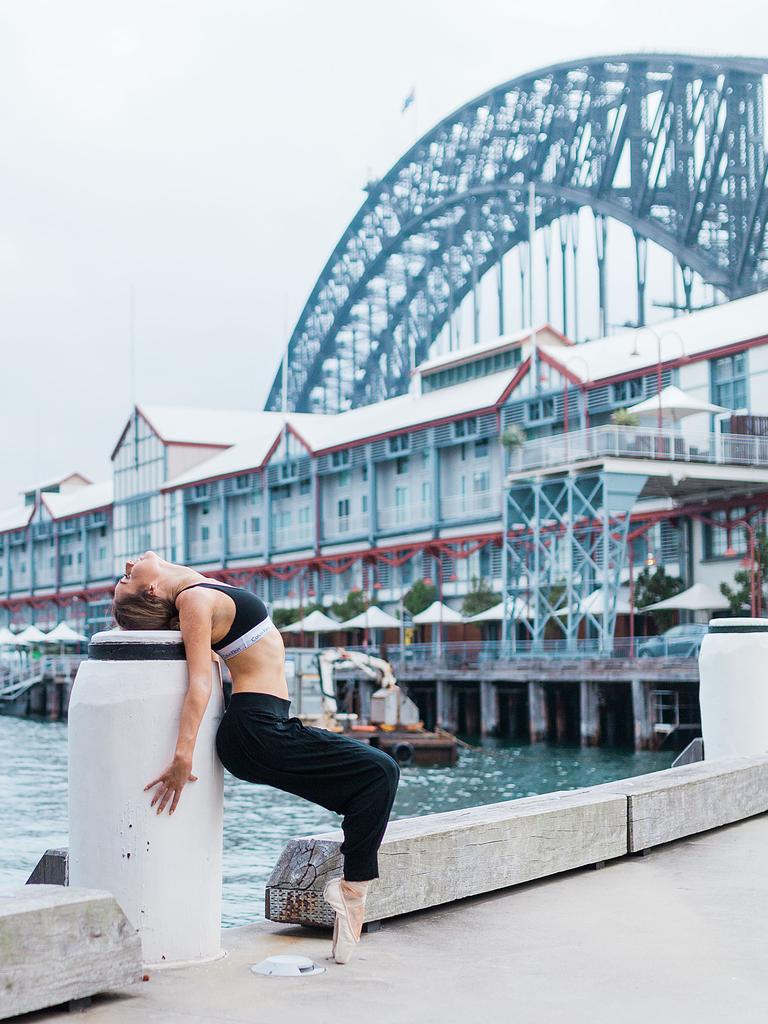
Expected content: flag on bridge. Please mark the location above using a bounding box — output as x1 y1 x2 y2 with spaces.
401 86 415 114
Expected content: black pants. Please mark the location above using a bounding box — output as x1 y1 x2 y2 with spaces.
215 691 400 881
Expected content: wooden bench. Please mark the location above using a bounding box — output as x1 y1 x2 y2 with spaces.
0 885 142 1020
265 788 627 927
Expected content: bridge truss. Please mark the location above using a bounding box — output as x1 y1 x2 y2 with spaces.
267 54 768 414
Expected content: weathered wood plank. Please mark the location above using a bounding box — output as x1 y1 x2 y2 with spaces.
265 789 628 926
587 753 768 851
0 885 142 1020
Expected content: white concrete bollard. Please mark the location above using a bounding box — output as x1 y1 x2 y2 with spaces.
68 629 225 968
699 618 768 760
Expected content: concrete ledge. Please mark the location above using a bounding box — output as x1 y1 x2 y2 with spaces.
265 789 627 926
0 885 142 1020
591 753 768 851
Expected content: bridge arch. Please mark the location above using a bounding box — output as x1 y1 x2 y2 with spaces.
268 53 768 413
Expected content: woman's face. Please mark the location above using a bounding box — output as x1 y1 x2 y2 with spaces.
114 550 163 597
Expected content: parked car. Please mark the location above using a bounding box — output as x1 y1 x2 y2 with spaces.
637 622 709 658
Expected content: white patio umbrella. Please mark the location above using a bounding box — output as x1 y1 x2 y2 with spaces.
43 622 89 643
412 600 464 625
281 610 341 636
464 598 533 622
627 385 726 424
643 582 729 612
556 586 634 616
14 625 48 643
0 626 28 645
339 605 401 630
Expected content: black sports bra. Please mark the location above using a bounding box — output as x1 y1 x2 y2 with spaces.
174 582 274 660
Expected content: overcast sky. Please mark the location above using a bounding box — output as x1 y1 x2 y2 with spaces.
1 0 767 506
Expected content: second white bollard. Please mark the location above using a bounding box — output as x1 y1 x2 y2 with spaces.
699 617 768 760
68 629 225 968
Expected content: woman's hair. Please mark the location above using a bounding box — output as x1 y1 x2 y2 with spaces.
112 589 180 631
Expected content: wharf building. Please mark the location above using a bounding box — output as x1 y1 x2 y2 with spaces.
3 292 768 745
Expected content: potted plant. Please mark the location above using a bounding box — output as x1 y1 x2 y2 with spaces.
501 424 527 449
611 408 640 427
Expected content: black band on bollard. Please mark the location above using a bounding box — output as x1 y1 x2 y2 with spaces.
708 623 768 634
88 642 187 660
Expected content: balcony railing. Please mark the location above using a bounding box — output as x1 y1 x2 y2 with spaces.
187 539 221 561
387 637 702 666
227 532 263 557
271 524 313 550
378 502 431 530
508 425 768 474
322 513 370 541
441 489 501 520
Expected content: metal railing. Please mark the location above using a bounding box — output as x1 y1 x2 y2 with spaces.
378 502 431 529
386 637 703 666
322 513 370 541
187 539 221 561
508 425 768 474
227 532 263 556
440 490 501 519
0 653 83 701
271 524 313 549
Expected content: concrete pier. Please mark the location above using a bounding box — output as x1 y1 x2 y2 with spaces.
25 812 768 1024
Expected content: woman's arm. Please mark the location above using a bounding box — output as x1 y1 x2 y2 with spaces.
144 595 215 816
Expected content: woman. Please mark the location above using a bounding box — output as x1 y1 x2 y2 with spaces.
112 550 400 965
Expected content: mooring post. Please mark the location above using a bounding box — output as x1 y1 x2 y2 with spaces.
700 618 768 758
68 629 225 968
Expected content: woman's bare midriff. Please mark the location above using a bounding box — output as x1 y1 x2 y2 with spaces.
217 626 290 700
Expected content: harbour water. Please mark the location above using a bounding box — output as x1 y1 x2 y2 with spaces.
0 715 672 927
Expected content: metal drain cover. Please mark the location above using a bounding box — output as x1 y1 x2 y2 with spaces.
250 954 326 977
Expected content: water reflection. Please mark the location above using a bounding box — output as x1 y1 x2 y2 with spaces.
0 719 672 928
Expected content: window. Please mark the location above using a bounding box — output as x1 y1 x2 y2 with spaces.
280 460 298 480
251 516 261 533
526 397 555 423
395 486 408 523
454 417 478 438
235 474 250 489
703 507 748 558
610 378 644 405
299 478 311 495
711 353 747 410
361 494 368 513
362 463 368 481
337 498 350 519
201 526 210 541
337 470 350 487
473 470 491 493
388 434 410 453
298 507 311 526
421 481 431 506
395 456 409 475
331 450 349 468
474 438 489 459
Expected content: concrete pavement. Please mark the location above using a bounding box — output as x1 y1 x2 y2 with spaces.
22 812 768 1024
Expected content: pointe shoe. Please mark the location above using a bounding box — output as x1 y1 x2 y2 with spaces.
323 878 367 964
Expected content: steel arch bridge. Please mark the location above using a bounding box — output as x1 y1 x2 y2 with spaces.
267 53 768 415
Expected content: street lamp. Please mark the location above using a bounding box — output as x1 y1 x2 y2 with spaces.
629 326 686 431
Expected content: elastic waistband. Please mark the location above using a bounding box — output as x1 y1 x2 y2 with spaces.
227 691 292 717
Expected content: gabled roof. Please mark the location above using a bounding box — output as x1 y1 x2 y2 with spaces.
111 404 279 459
42 480 113 519
543 288 768 384
414 324 570 376
0 504 34 534
289 367 524 454
19 471 92 496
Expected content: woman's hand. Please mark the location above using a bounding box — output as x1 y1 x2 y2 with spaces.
144 755 199 816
